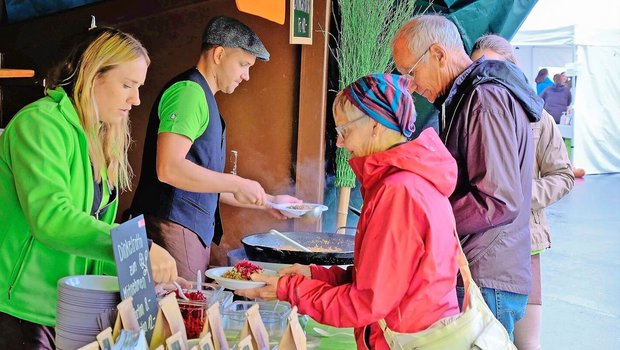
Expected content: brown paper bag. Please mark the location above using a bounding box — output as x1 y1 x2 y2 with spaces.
236 335 255 350
96 327 114 350
77 341 100 350
205 302 229 350
112 297 141 340
278 306 306 350
150 293 188 350
197 332 215 350
239 304 269 350
165 331 188 350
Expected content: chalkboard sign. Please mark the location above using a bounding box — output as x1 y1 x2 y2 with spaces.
111 215 158 341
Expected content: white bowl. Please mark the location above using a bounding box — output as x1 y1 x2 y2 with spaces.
205 267 276 291
270 203 328 218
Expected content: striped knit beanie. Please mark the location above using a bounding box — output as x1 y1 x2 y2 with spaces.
343 73 416 138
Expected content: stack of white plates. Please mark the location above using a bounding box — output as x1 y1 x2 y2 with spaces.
56 275 121 350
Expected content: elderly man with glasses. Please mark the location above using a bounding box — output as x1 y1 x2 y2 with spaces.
392 15 543 341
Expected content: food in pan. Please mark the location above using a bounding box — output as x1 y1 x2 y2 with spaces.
221 260 263 280
276 244 343 253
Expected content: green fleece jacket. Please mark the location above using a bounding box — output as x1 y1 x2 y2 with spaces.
0 87 117 326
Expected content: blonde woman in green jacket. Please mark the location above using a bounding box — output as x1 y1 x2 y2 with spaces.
0 27 179 349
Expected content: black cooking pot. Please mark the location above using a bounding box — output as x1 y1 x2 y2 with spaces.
241 231 355 265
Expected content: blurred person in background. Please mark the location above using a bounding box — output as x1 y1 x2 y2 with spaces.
541 72 572 124
472 33 575 350
535 68 554 95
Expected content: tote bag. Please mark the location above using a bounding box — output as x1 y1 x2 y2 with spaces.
379 221 517 350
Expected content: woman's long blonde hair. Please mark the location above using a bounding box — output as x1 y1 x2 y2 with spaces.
47 28 150 192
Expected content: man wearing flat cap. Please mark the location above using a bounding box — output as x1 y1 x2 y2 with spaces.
131 16 299 279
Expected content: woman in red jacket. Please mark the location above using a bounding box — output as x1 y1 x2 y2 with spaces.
238 74 460 349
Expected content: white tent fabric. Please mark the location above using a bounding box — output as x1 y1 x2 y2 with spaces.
511 0 620 174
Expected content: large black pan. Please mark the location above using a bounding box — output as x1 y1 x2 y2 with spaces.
241 231 355 265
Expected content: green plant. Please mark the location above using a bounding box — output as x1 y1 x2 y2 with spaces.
333 0 419 189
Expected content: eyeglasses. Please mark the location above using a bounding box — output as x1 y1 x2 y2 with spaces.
335 115 366 139
404 46 431 81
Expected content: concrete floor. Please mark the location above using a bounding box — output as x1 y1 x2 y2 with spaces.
541 173 620 349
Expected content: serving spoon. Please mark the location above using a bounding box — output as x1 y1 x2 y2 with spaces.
173 281 189 301
269 229 312 252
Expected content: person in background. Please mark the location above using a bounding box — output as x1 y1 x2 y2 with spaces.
0 27 179 349
471 33 518 64
130 16 300 280
237 74 460 350
472 34 576 350
535 68 554 95
541 72 572 124
392 15 543 340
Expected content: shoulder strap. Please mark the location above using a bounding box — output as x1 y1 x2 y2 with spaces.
451 217 473 288
379 216 472 332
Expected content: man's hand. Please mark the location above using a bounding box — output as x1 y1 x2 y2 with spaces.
233 178 267 206
235 273 280 300
265 194 303 220
278 263 311 278
149 243 179 284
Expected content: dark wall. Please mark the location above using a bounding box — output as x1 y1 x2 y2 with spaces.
0 0 302 265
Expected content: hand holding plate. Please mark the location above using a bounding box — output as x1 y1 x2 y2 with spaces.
234 273 279 300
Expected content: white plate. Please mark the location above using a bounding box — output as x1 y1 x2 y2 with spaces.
270 203 328 218
205 267 276 291
58 275 119 292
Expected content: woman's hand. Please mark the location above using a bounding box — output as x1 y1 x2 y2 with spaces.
234 273 280 300
278 263 311 278
149 243 179 283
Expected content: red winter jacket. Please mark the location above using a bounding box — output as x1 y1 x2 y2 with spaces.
277 128 460 349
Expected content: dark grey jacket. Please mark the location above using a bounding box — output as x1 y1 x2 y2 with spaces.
436 58 543 295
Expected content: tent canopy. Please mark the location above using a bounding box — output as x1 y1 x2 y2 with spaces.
511 0 620 174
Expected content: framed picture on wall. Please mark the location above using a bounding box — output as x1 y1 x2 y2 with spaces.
290 0 313 45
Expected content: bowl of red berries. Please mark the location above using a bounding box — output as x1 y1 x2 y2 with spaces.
174 289 209 339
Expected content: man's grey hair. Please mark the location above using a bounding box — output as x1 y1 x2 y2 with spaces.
472 34 517 65
392 15 464 59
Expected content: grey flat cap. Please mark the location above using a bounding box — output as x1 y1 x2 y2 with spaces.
202 16 270 61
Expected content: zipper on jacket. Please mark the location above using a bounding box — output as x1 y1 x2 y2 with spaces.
7 236 35 300
441 93 468 145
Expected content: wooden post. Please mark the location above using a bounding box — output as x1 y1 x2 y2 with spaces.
294 0 331 233
336 187 351 233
